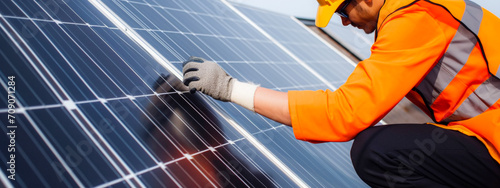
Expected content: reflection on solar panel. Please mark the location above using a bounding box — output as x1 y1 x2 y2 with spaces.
231 3 358 89
322 18 374 60
0 0 366 187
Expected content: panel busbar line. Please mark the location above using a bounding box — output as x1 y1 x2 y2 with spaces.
0 0 368 187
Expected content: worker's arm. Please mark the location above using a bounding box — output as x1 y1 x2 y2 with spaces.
183 56 291 125
254 87 291 125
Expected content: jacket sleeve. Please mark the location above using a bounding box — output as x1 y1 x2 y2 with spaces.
288 8 449 142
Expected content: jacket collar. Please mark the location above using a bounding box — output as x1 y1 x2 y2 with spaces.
377 0 419 30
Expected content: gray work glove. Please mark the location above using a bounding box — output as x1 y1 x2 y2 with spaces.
182 56 234 102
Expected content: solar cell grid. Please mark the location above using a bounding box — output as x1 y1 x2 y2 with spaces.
1 113 74 187
28 107 126 185
4 18 126 99
0 22 62 106
115 0 365 186
0 1 261 187
0 1 25 17
0 0 369 187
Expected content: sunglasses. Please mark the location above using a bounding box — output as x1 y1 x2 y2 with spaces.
336 0 352 18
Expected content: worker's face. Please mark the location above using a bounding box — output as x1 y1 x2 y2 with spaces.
338 0 378 34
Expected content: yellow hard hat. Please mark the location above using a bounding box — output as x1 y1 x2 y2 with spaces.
316 0 345 27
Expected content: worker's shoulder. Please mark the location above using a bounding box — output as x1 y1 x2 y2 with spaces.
376 6 447 51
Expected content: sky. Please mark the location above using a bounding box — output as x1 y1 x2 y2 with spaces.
232 0 500 20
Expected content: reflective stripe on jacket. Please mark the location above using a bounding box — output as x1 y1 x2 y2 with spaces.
385 0 500 163
288 0 500 163
384 0 500 123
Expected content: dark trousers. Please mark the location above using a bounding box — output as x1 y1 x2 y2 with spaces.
351 124 500 188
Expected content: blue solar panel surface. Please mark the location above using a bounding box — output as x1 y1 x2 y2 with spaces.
232 3 357 89
0 0 367 187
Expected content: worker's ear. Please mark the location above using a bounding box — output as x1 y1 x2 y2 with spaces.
364 0 373 6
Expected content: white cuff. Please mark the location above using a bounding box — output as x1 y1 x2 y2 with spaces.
230 80 258 112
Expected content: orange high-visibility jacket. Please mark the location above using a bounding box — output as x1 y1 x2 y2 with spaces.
288 0 500 163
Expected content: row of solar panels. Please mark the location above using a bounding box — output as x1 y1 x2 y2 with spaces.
0 0 369 187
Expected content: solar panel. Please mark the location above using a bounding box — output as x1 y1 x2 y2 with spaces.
231 3 358 89
0 0 367 187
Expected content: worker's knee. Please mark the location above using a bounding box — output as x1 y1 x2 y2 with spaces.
350 127 385 183
350 125 411 186
350 124 442 187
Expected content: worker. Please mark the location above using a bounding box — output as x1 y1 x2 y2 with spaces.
182 0 500 187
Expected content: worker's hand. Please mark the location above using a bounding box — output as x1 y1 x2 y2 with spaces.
182 56 234 102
